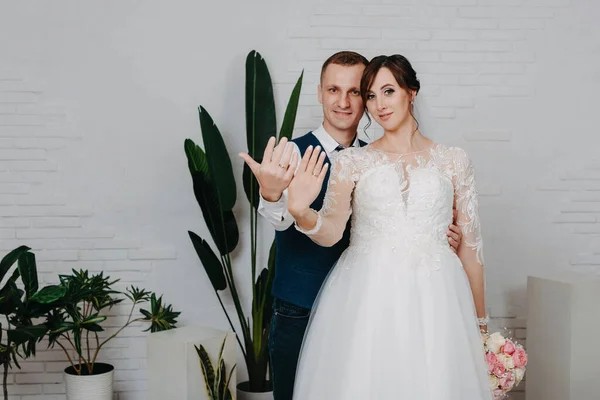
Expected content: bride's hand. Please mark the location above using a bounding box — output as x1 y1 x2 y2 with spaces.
288 145 328 218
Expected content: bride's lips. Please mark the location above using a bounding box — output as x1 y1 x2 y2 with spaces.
378 112 393 121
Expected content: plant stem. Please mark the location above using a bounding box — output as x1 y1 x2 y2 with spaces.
3 360 8 400
251 207 261 359
86 330 90 370
62 333 83 373
92 316 143 366
56 340 77 374
221 254 251 356
214 291 245 357
250 202 257 299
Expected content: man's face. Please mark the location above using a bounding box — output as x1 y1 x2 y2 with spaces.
318 63 365 135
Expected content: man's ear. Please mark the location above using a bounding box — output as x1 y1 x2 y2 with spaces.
318 84 323 105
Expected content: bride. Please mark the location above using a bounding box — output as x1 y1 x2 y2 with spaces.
287 54 493 399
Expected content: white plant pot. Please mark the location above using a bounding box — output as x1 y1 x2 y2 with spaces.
64 363 114 400
237 382 273 400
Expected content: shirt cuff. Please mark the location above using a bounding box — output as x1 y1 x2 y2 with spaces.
259 191 288 219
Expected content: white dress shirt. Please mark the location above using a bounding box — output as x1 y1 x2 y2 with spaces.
257 124 361 231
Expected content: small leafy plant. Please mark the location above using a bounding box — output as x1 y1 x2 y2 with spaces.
44 269 180 375
195 335 236 400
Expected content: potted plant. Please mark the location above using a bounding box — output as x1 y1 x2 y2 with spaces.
196 335 237 400
0 245 67 400
185 50 302 399
42 269 180 400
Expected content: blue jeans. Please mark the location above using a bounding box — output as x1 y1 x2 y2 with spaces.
268 298 311 400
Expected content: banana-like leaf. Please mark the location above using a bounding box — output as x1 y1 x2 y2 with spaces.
188 231 226 291
278 70 304 141
184 138 209 175
255 268 271 331
242 164 259 209
0 245 29 283
198 106 236 212
18 251 38 300
244 51 277 208
262 239 277 329
190 169 239 255
245 50 276 162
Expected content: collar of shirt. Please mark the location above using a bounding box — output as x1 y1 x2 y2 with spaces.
312 124 360 156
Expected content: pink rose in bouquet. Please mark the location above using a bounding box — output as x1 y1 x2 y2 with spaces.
502 340 515 355
498 371 515 390
482 330 527 400
486 352 498 371
491 361 506 378
512 347 528 368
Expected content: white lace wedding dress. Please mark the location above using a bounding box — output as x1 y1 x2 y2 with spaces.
292 143 493 400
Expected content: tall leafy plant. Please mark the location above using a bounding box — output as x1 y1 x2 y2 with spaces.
185 50 303 392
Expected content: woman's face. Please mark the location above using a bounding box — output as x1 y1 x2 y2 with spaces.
365 67 414 132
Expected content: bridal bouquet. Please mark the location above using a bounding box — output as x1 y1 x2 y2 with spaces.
482 331 528 399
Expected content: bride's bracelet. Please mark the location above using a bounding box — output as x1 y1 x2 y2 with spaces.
477 315 489 326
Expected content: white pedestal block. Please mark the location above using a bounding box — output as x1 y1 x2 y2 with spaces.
526 275 600 400
147 325 237 400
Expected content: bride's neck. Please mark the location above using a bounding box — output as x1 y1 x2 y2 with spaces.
380 125 431 154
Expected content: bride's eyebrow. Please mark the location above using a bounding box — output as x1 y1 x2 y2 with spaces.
380 83 394 90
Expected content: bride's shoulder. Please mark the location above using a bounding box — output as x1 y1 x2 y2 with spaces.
432 143 472 164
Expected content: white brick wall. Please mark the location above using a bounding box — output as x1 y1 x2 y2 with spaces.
0 71 177 399
1 0 599 398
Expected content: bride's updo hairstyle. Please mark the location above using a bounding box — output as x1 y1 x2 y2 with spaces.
360 54 421 132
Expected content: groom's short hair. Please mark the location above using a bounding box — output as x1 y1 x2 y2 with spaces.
320 51 368 83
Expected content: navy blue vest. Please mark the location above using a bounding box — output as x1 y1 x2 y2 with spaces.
271 132 366 309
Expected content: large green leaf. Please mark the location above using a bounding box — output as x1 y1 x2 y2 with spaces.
190 170 239 255
80 314 107 332
18 251 38 300
198 106 236 212
7 324 47 345
0 280 24 315
245 50 276 162
30 285 67 304
0 245 30 283
184 138 209 175
186 137 238 253
188 231 226 291
263 239 277 328
278 70 304 141
244 51 277 208
242 164 260 209
73 329 82 357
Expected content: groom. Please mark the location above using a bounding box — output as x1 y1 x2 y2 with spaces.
240 51 463 400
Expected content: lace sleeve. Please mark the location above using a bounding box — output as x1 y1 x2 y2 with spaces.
295 150 357 247
453 148 484 266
